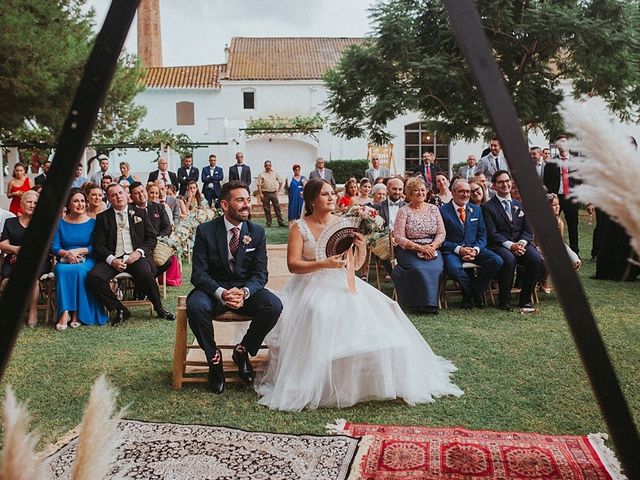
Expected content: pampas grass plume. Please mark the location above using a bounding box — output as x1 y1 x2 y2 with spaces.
561 99 640 256
0 386 42 480
71 375 121 480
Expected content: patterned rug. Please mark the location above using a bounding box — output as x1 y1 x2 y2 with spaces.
328 420 625 480
43 419 358 479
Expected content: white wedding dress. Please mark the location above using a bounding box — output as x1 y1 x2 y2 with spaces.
255 218 463 411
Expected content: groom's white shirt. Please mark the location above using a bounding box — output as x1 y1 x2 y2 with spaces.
214 217 245 301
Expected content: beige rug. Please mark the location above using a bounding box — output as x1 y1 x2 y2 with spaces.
43 419 358 479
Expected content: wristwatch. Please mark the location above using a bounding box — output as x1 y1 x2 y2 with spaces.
242 287 250 299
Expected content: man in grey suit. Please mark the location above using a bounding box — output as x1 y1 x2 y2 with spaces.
308 157 336 190
459 154 481 180
365 154 391 183
228 151 252 187
479 138 509 178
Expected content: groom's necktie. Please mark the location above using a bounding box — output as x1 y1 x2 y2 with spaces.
229 227 240 257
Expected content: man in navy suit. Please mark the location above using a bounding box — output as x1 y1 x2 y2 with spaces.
482 171 543 313
228 151 252 187
201 153 224 207
186 180 282 394
177 153 200 196
440 179 503 308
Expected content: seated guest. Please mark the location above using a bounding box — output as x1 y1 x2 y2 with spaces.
371 183 387 203
84 182 107 218
473 172 495 200
51 189 108 329
440 179 503 308
156 179 180 224
130 181 173 278
373 177 406 276
430 171 453 206
86 183 175 325
0 191 42 327
100 175 113 206
0 207 15 236
147 182 181 286
539 193 581 292
392 177 445 314
178 180 204 218
351 178 373 206
482 170 543 313
468 179 486 206
338 179 358 210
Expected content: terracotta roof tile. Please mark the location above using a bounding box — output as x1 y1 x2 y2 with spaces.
143 64 226 88
227 37 365 80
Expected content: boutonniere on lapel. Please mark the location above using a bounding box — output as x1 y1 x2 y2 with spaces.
518 210 525 218
242 235 252 246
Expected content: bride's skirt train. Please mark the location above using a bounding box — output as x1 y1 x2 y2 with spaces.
255 269 463 411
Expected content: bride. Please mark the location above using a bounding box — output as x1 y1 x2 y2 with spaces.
256 179 463 411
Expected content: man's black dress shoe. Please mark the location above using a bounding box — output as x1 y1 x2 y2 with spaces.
110 308 131 326
497 303 513 312
157 308 175 321
208 349 225 394
232 347 255 384
461 296 474 310
473 294 485 308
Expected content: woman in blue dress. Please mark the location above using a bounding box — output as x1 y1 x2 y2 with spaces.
51 189 107 329
285 164 307 222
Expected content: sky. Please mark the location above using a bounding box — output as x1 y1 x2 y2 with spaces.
85 0 376 66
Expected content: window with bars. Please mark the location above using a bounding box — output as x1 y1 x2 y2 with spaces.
404 122 449 171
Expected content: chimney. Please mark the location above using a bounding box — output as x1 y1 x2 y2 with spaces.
137 0 163 67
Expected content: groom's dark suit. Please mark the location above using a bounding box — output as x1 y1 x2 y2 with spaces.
87 206 164 313
186 216 282 362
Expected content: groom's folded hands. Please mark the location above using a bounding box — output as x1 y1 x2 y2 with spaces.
221 287 245 309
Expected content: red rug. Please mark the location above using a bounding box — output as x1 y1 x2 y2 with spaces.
329 421 624 480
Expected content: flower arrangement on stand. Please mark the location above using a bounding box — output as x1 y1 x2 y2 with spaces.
153 207 221 266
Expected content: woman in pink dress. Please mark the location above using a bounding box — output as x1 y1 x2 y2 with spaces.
6 163 31 216
147 183 181 286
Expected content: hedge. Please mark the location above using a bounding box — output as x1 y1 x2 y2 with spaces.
325 159 370 183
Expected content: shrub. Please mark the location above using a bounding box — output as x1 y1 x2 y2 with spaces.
325 159 370 183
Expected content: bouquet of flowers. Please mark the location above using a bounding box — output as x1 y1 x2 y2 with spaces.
341 205 385 237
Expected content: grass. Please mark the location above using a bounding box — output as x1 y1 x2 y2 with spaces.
0 215 638 449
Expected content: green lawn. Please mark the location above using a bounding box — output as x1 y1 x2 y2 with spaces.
1 216 638 448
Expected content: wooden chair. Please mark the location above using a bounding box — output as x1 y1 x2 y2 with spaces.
489 264 540 305
438 262 494 309
36 272 56 324
110 272 153 317
172 296 269 389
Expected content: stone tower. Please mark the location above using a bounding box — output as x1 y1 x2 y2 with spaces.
137 0 162 67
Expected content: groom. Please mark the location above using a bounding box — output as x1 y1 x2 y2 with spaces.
187 180 283 394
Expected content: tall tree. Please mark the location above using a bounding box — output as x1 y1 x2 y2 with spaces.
325 0 640 143
0 0 145 146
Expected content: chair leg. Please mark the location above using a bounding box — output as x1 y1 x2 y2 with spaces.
172 300 188 389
